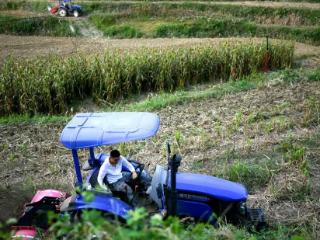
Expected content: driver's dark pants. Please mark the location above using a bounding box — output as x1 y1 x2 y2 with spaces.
108 172 134 205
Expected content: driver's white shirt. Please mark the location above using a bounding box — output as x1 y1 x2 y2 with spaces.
97 156 135 186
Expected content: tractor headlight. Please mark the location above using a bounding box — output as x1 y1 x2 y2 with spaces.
239 202 246 215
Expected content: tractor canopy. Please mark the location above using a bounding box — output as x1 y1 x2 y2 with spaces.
175 173 248 202
60 112 160 149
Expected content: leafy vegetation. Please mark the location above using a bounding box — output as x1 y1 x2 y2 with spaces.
46 208 314 240
220 161 271 192
0 15 78 36
3 1 320 26
1 1 320 43
88 13 320 45
0 40 294 115
0 207 313 239
303 97 320 126
307 68 320 81
2 67 320 125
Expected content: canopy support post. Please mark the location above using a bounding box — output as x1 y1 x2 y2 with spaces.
89 147 95 166
72 149 83 185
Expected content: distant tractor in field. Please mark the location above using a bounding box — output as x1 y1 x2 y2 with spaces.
48 0 82 18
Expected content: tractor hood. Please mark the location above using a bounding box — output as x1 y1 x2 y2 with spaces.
175 173 248 202
72 4 81 10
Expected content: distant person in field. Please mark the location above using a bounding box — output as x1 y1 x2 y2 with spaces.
97 149 138 205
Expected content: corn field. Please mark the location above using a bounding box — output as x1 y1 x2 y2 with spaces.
0 40 294 115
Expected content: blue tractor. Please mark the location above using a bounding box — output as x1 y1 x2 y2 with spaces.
13 112 266 238
48 0 82 17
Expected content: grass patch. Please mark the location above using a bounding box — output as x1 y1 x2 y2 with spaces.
303 96 320 127
102 24 143 38
0 114 70 125
89 12 320 44
0 78 258 125
4 1 320 26
154 18 320 45
219 160 271 192
259 116 292 134
307 68 320 81
278 137 309 176
0 15 78 36
122 80 257 112
2 1 320 42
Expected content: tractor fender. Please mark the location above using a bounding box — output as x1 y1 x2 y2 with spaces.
12 226 37 240
30 189 66 203
72 193 133 220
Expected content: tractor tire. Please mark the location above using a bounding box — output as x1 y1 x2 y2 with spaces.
59 9 67 17
73 10 80 18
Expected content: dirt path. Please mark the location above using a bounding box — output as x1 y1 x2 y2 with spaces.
1 35 320 66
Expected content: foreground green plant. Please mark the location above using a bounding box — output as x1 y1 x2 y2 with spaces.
44 208 315 239
0 40 294 116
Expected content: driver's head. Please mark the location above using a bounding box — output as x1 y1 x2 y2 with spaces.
109 149 121 165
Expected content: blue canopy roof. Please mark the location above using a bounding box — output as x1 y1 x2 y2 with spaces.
60 112 160 149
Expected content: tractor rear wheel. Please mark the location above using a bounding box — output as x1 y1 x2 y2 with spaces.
73 10 79 18
59 8 67 17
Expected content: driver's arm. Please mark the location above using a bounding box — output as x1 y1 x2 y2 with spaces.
97 160 109 190
122 157 137 179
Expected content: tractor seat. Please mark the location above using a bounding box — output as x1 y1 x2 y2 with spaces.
88 168 130 202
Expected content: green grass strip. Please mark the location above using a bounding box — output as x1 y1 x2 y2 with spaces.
122 79 257 112
0 73 265 124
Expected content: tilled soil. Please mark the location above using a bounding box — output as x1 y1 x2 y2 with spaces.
1 80 319 234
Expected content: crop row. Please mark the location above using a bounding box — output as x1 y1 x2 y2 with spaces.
0 40 294 115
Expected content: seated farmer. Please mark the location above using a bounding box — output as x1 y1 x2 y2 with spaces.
97 150 138 205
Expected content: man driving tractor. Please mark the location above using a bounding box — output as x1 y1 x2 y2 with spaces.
97 150 138 205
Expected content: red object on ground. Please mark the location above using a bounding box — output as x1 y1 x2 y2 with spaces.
12 226 37 239
50 5 59 14
262 51 271 72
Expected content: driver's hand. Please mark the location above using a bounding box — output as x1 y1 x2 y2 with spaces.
132 171 138 180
